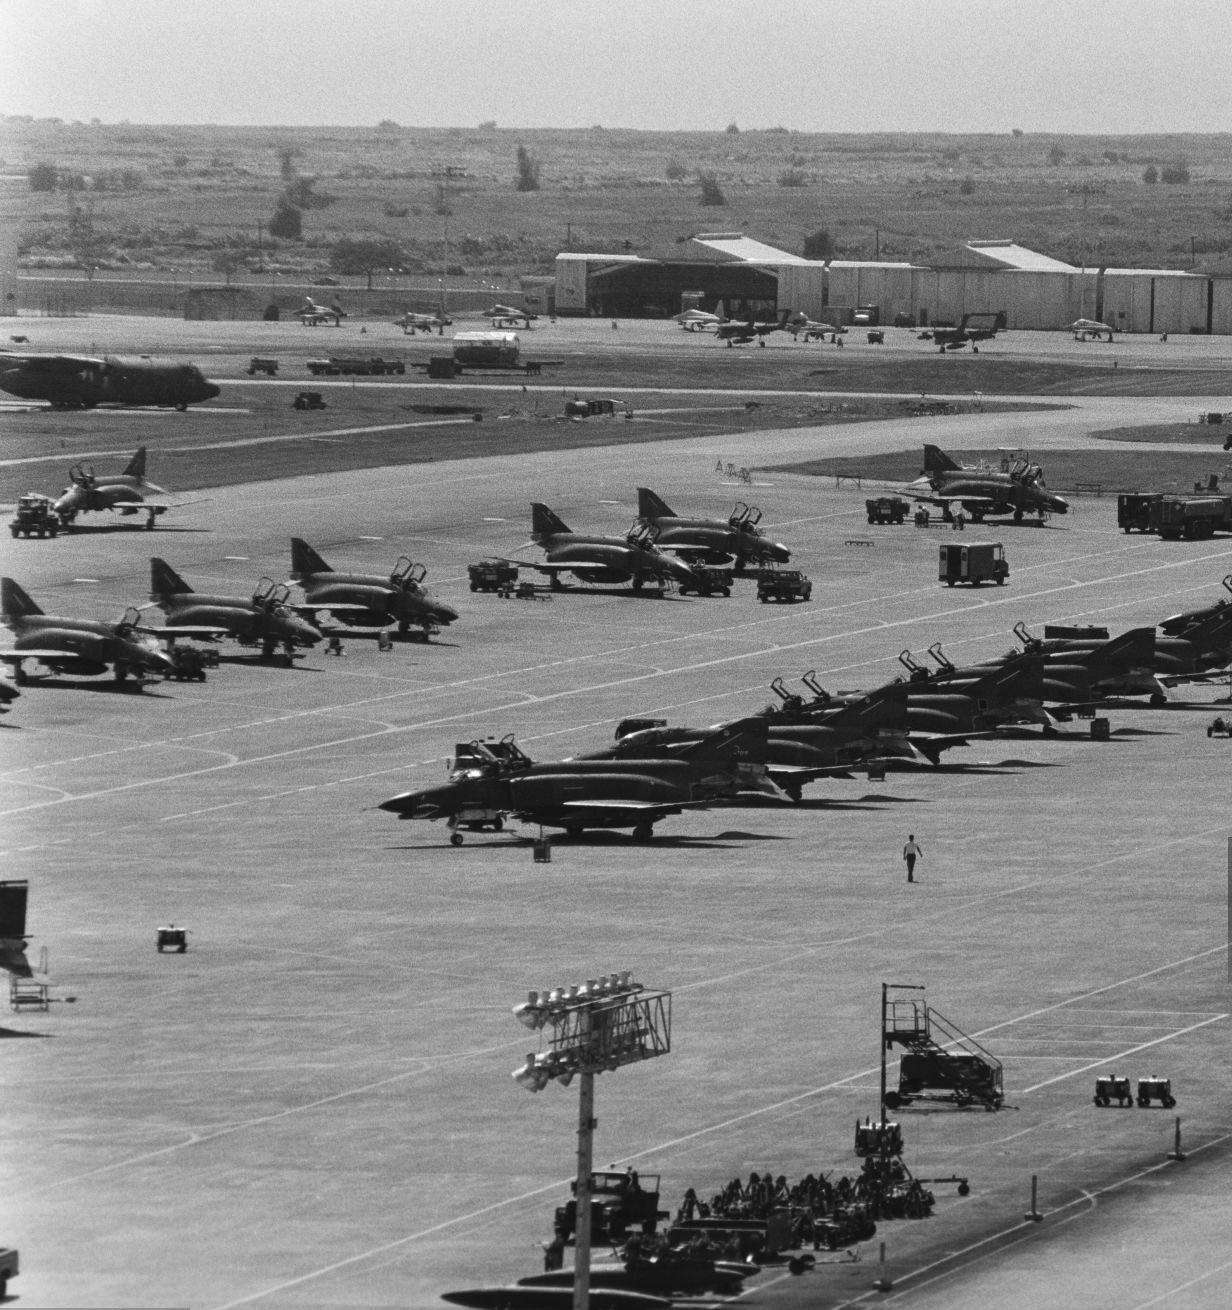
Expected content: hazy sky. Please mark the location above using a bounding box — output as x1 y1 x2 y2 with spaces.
3 0 1232 135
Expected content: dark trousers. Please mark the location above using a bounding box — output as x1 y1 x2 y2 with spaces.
905 855 917 880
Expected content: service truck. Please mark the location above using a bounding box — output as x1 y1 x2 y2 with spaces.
1149 493 1232 540
939 542 1008 587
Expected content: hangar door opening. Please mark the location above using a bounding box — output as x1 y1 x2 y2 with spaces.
586 262 778 318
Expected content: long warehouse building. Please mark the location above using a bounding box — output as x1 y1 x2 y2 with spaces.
555 234 1232 335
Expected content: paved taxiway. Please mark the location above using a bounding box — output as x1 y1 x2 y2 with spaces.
2 317 1232 1309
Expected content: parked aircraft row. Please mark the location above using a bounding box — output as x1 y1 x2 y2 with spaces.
0 542 458 686
503 491 794 591
377 576 1232 842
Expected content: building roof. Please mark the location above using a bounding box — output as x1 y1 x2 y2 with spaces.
937 239 1079 273
687 232 809 265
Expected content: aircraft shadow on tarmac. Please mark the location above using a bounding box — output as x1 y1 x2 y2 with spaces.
14 678 174 698
386 832 773 852
58 523 211 535
0 1025 51 1039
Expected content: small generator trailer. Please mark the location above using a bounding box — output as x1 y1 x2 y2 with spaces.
1093 1074 1133 1107
939 541 1008 587
1136 1075 1176 1108
883 995 1004 1111
678 564 732 597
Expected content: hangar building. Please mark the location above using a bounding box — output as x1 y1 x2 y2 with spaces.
555 234 1232 335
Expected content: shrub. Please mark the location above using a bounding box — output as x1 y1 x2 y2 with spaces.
1142 164 1158 185
515 144 540 192
698 173 727 206
28 161 58 191
1048 144 1066 165
665 157 687 181
959 175 975 195
1160 158 1190 184
802 228 836 260
725 122 740 134
268 200 302 239
777 168 807 187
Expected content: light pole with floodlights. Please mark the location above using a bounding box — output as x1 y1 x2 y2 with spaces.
512 972 671 1310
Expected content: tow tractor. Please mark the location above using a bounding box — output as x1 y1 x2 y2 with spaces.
467 560 519 593
678 564 732 597
554 1171 669 1246
10 493 63 538
756 567 813 603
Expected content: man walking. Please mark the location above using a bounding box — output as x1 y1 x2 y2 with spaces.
903 834 923 882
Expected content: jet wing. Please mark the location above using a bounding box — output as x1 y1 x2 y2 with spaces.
288 602 373 616
501 556 624 575
134 625 227 642
0 647 87 661
557 799 699 811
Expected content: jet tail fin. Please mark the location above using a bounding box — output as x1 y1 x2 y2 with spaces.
637 488 675 521
1 577 43 619
150 557 191 602
1092 627 1156 665
923 444 962 473
532 503 571 538
291 537 332 578
679 716 767 764
122 447 148 481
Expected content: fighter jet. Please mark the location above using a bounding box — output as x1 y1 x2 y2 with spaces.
0 577 176 687
484 304 537 328
0 350 219 409
906 445 1069 524
787 314 848 342
1069 318 1115 342
379 718 772 843
1160 575 1232 636
918 312 1001 352
511 504 696 593
395 309 452 335
989 624 1163 706
52 447 185 531
146 558 323 661
295 297 346 326
636 488 791 568
289 538 458 640
582 685 918 801
673 308 727 332
716 310 793 346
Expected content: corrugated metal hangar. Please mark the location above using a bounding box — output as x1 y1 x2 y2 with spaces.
554 234 1232 334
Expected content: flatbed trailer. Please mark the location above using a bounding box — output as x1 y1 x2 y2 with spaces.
306 356 406 376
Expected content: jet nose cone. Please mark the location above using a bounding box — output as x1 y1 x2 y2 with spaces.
433 605 459 625
202 382 221 401
765 541 792 563
1049 494 1069 514
379 789 439 818
666 557 696 583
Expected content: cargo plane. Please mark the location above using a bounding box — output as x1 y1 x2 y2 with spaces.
0 350 219 409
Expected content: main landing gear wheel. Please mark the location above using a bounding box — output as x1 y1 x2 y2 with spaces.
450 831 464 846
632 823 654 841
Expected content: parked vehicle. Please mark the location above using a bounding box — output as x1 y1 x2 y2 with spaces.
938 542 1008 587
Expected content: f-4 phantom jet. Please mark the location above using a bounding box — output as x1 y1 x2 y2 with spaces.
1 577 175 688
919 312 1001 352
295 297 346 326
510 504 696 593
636 488 791 568
716 310 793 346
906 445 1069 524
52 447 188 531
395 309 452 335
379 718 772 843
290 538 457 639
146 558 323 662
484 304 538 328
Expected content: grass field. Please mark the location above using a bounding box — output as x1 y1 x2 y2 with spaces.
5 119 1232 279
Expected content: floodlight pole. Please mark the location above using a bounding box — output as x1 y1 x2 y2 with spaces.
573 1059 595 1310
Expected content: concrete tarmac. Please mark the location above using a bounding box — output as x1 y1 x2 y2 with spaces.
2 315 1232 1309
